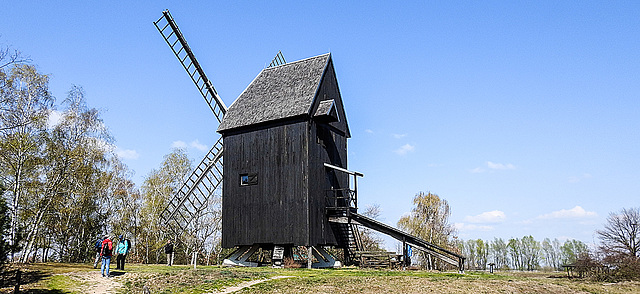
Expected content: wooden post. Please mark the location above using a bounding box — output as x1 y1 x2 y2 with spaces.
353 175 358 209
13 269 21 294
307 246 313 269
402 238 407 269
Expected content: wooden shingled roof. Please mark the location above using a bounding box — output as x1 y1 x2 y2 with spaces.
217 53 332 133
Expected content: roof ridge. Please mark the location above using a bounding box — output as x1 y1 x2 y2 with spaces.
264 52 330 70
218 53 332 133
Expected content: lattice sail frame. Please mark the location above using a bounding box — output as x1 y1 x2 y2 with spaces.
154 10 227 235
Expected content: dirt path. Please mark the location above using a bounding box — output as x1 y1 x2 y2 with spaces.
214 276 293 294
67 270 123 294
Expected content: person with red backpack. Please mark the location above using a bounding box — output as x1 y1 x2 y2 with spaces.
100 235 113 277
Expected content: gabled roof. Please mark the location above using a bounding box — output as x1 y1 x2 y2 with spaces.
218 53 331 133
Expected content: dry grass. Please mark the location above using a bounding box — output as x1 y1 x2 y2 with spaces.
246 271 640 294
3 264 640 294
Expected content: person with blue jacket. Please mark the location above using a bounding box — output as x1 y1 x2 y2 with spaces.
93 236 104 268
115 235 130 270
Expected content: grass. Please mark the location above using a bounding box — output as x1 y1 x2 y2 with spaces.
2 264 640 294
1 263 90 294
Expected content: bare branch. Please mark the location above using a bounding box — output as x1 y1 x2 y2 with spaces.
0 45 30 69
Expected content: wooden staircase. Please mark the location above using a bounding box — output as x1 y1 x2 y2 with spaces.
329 220 362 265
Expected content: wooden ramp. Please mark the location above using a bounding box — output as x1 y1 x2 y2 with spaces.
329 212 465 272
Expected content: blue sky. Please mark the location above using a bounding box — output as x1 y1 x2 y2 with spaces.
2 1 639 249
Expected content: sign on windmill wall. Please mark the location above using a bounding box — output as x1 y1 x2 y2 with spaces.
272 245 285 268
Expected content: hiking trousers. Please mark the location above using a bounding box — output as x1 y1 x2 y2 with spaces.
116 254 126 270
101 256 111 277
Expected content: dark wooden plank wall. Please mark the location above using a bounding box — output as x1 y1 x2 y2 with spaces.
222 122 310 248
308 60 349 246
308 123 348 246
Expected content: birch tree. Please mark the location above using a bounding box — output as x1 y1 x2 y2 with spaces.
139 148 192 263
19 85 114 262
397 192 456 269
0 64 53 258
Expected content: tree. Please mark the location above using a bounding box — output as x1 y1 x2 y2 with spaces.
0 183 14 269
0 64 53 259
108 158 141 262
397 192 456 269
560 239 589 266
597 207 640 259
139 148 192 264
0 43 29 69
541 238 562 270
358 204 385 251
490 238 509 270
507 238 523 270
19 85 117 263
521 235 541 271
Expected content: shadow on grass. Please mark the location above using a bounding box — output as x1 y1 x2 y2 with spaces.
1 269 51 288
109 270 126 277
15 290 68 294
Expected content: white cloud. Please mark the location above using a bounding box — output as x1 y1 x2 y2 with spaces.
538 206 597 220
190 140 208 152
365 129 374 134
455 223 494 232
171 140 209 152
116 148 139 160
392 133 407 139
487 161 516 170
171 141 188 149
394 144 415 155
464 210 506 224
471 162 516 173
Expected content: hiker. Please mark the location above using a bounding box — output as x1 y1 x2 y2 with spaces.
164 240 174 266
100 235 113 277
93 236 104 269
115 235 130 270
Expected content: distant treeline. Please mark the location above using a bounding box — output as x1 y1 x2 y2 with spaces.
456 237 588 271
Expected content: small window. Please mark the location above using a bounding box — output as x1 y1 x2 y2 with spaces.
240 173 258 186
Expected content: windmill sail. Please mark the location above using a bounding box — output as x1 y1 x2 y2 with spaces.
154 10 227 122
154 10 226 235
162 138 223 234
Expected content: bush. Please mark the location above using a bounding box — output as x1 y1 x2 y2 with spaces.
576 252 640 282
600 253 640 282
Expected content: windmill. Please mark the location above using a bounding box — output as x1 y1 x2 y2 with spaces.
154 10 465 271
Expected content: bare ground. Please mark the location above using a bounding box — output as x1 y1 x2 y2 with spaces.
212 276 293 294
65 270 123 294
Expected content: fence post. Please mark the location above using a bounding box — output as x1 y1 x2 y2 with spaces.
13 269 21 294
